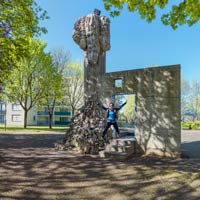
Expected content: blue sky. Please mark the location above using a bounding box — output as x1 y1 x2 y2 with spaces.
36 0 200 82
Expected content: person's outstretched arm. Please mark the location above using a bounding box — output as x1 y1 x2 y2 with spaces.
116 101 127 111
97 102 107 110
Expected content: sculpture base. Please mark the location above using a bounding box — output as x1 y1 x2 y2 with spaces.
55 96 105 154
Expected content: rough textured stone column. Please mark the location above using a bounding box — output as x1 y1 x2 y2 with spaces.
56 10 110 154
72 9 110 100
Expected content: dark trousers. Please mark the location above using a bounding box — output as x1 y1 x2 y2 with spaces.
102 121 120 138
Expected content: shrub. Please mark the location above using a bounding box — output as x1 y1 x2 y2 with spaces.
181 121 200 130
191 121 200 130
181 122 192 129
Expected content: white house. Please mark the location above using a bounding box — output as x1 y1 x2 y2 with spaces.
0 101 71 127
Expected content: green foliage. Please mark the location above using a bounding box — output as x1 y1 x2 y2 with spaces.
123 94 136 124
0 0 48 83
63 61 84 116
181 121 193 129
4 38 54 128
38 47 70 129
181 121 200 130
103 0 200 29
114 94 135 126
191 121 200 129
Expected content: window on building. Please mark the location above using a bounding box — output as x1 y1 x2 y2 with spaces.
0 115 5 123
12 104 22 111
12 114 22 122
60 117 67 122
0 103 5 111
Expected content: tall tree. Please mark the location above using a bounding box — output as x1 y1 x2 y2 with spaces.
181 79 192 120
38 64 63 129
191 80 200 121
39 47 71 129
51 47 71 74
103 0 200 29
63 61 84 117
0 0 48 83
5 39 53 128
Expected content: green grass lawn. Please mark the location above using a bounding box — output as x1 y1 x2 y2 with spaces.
0 125 68 132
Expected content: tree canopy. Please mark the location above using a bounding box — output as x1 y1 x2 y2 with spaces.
63 61 84 117
38 47 71 129
0 0 48 83
103 0 200 29
181 79 200 121
5 38 53 128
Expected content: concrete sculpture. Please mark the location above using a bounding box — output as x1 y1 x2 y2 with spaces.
72 9 110 99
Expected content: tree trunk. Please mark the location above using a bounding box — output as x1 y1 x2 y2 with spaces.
24 110 28 128
72 106 75 117
47 101 55 129
49 114 53 129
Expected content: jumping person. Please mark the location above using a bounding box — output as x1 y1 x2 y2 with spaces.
98 101 127 143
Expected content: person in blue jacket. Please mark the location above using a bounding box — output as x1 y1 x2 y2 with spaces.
98 101 127 142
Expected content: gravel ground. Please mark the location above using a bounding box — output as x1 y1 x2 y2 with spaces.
0 131 199 200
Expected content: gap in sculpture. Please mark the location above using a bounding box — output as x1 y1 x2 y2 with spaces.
102 66 181 157
112 93 136 129
58 9 181 158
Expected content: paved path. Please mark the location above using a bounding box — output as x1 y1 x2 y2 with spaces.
0 130 199 158
0 131 200 199
181 130 200 159
0 132 64 149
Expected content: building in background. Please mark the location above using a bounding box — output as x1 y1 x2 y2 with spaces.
36 104 71 126
0 102 6 125
0 101 71 126
0 102 24 126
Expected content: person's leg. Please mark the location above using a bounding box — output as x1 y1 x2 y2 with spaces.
112 122 120 137
111 125 116 139
102 122 111 138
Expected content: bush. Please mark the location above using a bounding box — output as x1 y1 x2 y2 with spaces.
181 121 200 130
181 122 192 129
191 121 200 130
